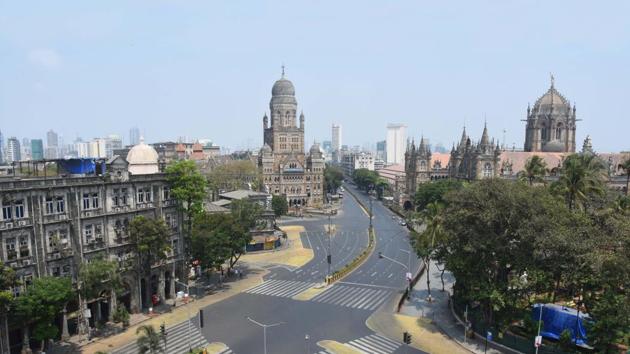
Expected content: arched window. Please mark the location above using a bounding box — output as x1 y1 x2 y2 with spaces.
556 126 563 140
420 161 427 170
483 163 493 178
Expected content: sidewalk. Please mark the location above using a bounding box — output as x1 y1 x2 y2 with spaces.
399 261 503 354
71 266 267 354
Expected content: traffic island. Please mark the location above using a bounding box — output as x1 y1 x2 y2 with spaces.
317 340 363 354
240 225 314 268
325 227 375 285
366 311 470 354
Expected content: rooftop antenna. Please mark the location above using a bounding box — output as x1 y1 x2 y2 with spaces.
502 129 507 150
281 64 285 78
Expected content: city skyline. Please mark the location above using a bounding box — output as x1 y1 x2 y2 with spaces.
2 2 630 152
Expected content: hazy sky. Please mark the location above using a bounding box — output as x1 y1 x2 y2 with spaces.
1 1 629 152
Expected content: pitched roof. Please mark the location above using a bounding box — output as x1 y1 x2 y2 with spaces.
219 189 270 200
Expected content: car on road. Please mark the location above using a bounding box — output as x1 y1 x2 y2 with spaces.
400 221 407 226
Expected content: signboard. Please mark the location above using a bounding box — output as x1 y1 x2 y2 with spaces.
486 331 493 341
405 272 412 281
84 309 92 319
534 335 542 347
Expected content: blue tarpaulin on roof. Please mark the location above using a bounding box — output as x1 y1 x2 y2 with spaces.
57 159 97 174
532 303 589 345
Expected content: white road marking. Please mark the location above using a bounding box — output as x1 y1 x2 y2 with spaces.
371 272 377 277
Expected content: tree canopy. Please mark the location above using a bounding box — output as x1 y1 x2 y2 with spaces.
129 216 171 274
79 258 123 300
271 195 288 217
13 277 73 344
324 164 344 194
206 160 261 195
166 160 207 216
517 155 548 186
433 177 630 348
352 168 380 191
413 179 464 211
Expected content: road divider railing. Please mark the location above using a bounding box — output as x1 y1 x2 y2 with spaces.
326 226 375 285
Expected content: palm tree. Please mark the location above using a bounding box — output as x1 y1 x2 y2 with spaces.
552 154 606 210
619 157 630 196
412 201 445 302
136 325 163 354
518 155 547 186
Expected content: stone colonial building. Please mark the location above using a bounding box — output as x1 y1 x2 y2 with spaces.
0 141 184 350
258 71 325 207
449 124 502 180
524 76 577 153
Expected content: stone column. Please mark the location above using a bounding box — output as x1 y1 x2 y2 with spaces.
20 327 32 354
61 306 69 340
169 270 176 299
158 270 166 304
143 277 152 309
108 290 117 322
93 301 101 324
130 278 140 313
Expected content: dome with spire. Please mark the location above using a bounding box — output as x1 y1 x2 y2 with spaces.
532 75 571 112
127 137 159 174
272 77 295 97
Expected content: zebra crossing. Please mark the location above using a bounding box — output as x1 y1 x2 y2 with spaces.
344 333 401 354
111 320 210 354
310 285 391 311
244 279 316 298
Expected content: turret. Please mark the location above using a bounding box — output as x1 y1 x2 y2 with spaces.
263 113 269 129
299 111 305 130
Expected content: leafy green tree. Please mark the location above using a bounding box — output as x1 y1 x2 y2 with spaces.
620 157 630 196
440 179 575 330
166 160 207 258
129 216 171 272
79 258 123 301
552 153 606 210
206 160 261 196
517 155 548 186
13 277 73 351
352 168 379 191
191 212 234 272
230 198 262 231
136 324 164 354
412 201 445 300
129 216 171 307
271 195 288 216
324 164 344 193
414 179 464 211
0 262 16 313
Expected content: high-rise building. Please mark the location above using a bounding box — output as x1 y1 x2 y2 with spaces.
106 134 123 158
46 130 58 147
89 138 107 158
7 137 21 162
386 124 407 165
75 141 90 158
0 130 4 164
332 124 342 163
21 138 31 160
376 140 386 161
129 127 140 146
31 139 44 160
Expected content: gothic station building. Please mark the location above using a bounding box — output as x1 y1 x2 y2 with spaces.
524 76 577 153
258 69 325 208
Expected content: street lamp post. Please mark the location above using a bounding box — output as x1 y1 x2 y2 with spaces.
378 251 412 299
174 278 192 352
399 249 412 298
246 317 284 354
